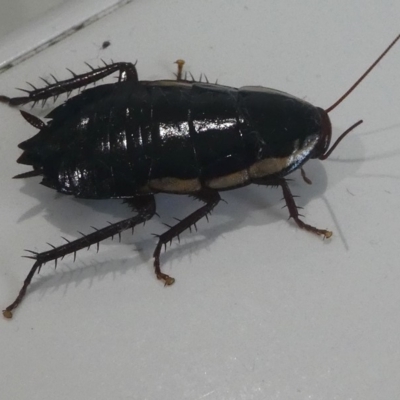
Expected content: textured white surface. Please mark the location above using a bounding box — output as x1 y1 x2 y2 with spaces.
0 0 67 38
0 1 399 399
0 0 133 71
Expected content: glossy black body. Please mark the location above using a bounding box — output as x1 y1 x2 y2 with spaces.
18 80 324 199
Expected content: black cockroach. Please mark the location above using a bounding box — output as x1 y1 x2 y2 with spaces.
1 35 398 318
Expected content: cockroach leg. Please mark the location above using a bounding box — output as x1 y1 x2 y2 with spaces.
153 188 220 284
254 177 332 239
3 196 155 318
3 62 139 107
300 168 312 185
278 179 332 238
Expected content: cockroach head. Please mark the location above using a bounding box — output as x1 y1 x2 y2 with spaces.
313 109 363 161
311 108 332 159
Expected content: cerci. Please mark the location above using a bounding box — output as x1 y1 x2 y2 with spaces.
1 34 399 318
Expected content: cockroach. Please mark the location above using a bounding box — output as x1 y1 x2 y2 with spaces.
1 34 398 318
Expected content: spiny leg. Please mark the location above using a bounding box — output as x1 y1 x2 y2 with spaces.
255 177 332 238
0 61 139 107
279 178 332 238
153 188 221 285
3 195 155 319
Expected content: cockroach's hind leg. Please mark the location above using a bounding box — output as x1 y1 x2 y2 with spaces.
153 188 220 285
3 260 41 319
3 195 156 319
4 62 139 107
174 59 185 81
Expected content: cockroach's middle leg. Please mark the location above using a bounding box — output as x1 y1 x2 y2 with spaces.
0 61 139 107
153 188 221 285
3 195 156 319
255 178 332 239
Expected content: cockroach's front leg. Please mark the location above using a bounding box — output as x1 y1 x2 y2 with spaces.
255 178 332 239
3 195 155 319
0 61 138 107
153 188 221 285
279 178 332 238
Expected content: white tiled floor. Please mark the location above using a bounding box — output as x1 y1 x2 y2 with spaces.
0 1 399 399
